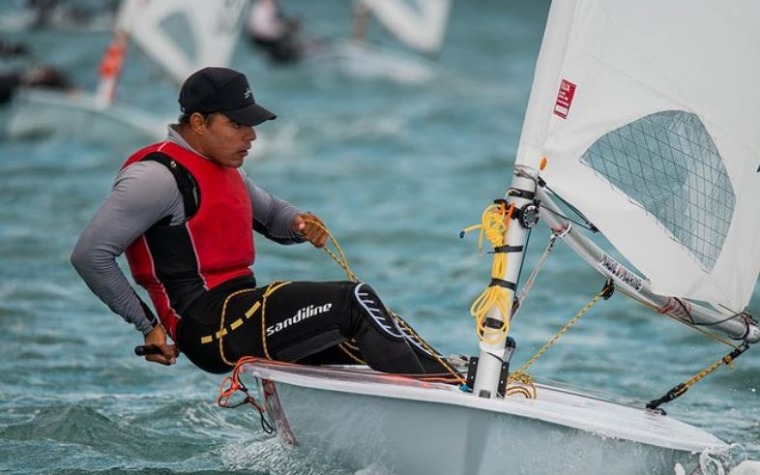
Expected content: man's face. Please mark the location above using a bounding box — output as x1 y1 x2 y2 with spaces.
197 113 257 168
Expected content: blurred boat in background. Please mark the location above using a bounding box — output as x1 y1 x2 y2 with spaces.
301 0 452 85
6 0 248 146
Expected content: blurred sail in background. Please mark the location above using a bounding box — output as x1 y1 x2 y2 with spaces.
7 0 248 146
302 0 453 85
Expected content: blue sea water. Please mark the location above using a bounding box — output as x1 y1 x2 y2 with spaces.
0 1 758 474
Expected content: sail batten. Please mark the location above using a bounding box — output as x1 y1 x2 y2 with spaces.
515 0 760 313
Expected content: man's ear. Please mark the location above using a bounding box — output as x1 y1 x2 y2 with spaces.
189 112 207 134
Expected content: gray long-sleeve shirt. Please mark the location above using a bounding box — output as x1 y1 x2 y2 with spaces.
71 126 304 335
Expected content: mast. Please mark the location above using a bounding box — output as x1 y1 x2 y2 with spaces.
95 31 127 105
95 0 138 105
472 166 539 398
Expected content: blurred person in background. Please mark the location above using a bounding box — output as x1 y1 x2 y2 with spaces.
245 0 325 64
0 37 27 57
0 64 70 104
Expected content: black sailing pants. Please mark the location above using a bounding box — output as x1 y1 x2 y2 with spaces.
176 276 451 375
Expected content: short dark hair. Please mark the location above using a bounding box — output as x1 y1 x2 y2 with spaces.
178 111 223 126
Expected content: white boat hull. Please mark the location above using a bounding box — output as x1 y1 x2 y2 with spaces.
244 360 726 475
302 40 438 85
7 88 167 147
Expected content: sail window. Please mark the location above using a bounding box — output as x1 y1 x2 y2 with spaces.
580 110 734 271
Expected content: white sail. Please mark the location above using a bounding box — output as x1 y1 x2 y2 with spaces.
357 0 452 54
515 0 760 314
114 0 248 85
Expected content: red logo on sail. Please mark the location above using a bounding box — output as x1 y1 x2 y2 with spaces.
554 79 577 119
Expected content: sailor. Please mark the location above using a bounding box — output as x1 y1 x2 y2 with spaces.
0 64 70 104
71 67 457 377
245 0 304 64
0 37 27 57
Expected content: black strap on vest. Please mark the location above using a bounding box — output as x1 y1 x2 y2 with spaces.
142 152 200 220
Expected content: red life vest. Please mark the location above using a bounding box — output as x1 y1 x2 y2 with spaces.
123 141 254 339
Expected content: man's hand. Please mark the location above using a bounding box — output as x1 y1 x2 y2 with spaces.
292 212 329 248
142 325 179 366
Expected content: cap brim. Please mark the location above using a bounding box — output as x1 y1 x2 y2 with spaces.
225 103 277 126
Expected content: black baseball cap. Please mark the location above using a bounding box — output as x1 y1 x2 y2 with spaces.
178 67 276 126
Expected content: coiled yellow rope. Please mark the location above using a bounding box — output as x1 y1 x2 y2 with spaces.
461 202 516 345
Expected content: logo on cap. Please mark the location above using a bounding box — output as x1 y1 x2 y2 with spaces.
244 88 252 100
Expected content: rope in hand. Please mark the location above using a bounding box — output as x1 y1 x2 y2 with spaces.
302 216 359 282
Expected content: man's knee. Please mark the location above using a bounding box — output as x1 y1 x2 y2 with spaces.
351 282 404 340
